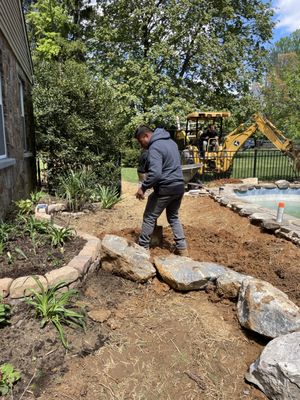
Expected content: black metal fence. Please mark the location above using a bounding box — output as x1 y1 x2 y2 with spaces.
182 148 300 182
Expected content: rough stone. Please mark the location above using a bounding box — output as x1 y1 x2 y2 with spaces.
0 278 13 298
289 183 300 189
216 270 251 299
219 197 230 206
154 255 227 291
101 234 156 282
47 203 67 214
261 183 277 189
249 212 273 224
246 332 300 400
261 219 281 231
45 266 79 287
79 239 101 261
275 180 290 189
237 279 300 338
10 275 48 298
239 206 261 217
88 309 111 323
68 255 92 275
236 185 249 192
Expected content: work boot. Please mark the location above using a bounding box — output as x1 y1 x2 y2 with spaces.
174 248 189 257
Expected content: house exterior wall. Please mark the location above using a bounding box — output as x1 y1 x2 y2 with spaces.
0 28 35 219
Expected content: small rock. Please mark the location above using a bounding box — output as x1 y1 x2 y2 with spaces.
261 183 277 189
107 319 120 330
151 277 170 294
261 219 281 231
88 309 111 323
216 270 251 299
275 179 290 189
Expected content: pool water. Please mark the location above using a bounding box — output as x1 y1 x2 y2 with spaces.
235 188 300 218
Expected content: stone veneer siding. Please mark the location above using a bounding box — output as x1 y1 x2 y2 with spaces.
0 29 35 219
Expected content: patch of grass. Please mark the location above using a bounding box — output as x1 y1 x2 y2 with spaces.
121 168 138 184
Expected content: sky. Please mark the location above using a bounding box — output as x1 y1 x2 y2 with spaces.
273 0 300 42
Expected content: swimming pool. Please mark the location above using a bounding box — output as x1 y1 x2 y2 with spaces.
235 188 300 218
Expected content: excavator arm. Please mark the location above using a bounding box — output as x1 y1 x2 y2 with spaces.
220 113 300 172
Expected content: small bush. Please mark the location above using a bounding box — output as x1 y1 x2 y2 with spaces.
48 225 74 248
14 199 33 216
121 146 140 168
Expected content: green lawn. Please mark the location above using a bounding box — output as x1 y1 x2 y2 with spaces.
122 167 138 183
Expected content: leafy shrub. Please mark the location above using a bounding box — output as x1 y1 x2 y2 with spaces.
27 278 85 349
92 186 121 209
56 169 96 211
30 191 44 204
0 363 20 396
48 226 74 247
0 297 10 327
15 199 33 215
121 146 140 168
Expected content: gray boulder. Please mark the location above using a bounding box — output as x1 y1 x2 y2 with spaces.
237 279 300 338
275 180 290 189
249 212 273 224
154 255 227 291
246 332 300 400
216 270 251 299
101 235 156 282
261 219 281 231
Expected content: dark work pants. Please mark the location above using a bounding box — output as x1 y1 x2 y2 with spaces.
138 191 187 249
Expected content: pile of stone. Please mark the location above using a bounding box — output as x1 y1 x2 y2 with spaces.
100 234 300 400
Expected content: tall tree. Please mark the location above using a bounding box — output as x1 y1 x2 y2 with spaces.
264 30 300 138
91 0 274 130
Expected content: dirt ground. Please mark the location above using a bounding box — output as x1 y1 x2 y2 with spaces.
2 181 300 399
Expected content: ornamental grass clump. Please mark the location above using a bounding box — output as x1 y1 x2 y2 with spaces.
26 278 85 349
92 185 121 209
56 169 96 212
0 296 11 327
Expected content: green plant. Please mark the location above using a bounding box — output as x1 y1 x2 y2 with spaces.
56 169 96 212
93 186 121 209
0 296 11 326
0 363 21 396
26 278 85 349
30 191 44 204
15 199 33 215
0 222 13 243
48 225 74 248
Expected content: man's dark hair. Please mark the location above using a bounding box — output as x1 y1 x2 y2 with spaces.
134 125 153 139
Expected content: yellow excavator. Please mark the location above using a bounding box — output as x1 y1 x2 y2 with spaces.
176 112 300 182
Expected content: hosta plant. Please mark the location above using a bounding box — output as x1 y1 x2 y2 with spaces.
26 278 85 349
48 226 74 248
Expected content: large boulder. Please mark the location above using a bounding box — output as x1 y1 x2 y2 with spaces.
154 255 227 291
246 332 300 400
237 279 300 338
275 180 290 189
101 235 156 283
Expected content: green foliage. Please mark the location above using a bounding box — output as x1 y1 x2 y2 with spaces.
0 363 21 396
27 278 85 349
48 225 74 247
0 222 14 244
30 191 44 204
15 199 33 216
92 186 121 209
121 146 140 168
0 297 11 327
56 169 96 211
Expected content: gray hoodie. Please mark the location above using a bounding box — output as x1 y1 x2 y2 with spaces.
141 128 185 195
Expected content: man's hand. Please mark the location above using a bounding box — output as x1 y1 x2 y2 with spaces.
135 187 145 200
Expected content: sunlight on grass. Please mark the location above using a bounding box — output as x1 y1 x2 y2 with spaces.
122 168 138 183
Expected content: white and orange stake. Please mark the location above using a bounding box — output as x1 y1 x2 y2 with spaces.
276 202 285 223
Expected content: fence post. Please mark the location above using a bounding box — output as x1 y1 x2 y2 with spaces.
253 148 258 178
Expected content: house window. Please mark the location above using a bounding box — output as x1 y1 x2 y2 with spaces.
0 73 6 159
19 79 27 151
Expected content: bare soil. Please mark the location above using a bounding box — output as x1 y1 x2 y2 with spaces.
1 181 299 399
0 235 85 279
